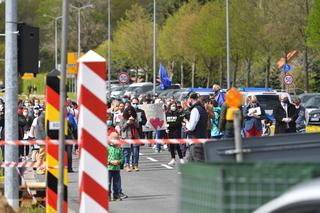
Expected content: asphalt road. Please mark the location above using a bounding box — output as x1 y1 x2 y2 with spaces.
68 146 181 213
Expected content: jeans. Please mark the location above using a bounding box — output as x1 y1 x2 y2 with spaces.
66 145 73 171
109 170 121 198
124 145 140 166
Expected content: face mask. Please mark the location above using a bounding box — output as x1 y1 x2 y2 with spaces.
34 102 39 107
0 105 3 111
282 98 289 104
171 107 176 112
23 112 28 117
132 104 138 109
107 120 113 127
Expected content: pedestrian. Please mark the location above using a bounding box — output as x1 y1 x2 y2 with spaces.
212 84 225 107
120 106 140 172
183 93 208 162
293 97 306 133
274 94 298 134
131 98 147 138
29 112 46 175
108 132 124 201
166 102 184 165
209 99 223 139
243 95 266 138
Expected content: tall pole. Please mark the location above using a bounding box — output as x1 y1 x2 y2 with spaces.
58 0 69 212
107 0 111 98
54 18 58 69
77 9 81 59
153 0 156 94
226 0 231 89
4 0 19 208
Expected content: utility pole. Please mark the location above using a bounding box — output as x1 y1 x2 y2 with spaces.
43 14 62 70
226 0 231 89
57 0 69 212
153 0 156 94
4 0 19 208
107 0 111 98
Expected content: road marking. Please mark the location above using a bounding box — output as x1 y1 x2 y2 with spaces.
161 164 173 169
139 153 144 156
146 157 158 162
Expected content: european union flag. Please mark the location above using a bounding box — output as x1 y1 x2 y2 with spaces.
159 63 172 90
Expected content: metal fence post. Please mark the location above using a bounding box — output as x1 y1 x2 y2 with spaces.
233 110 243 162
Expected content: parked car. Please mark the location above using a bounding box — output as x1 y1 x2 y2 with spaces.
124 82 153 97
254 178 320 213
109 85 128 98
298 93 320 106
308 109 320 125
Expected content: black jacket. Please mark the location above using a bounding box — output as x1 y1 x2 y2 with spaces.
274 103 298 134
135 108 147 138
166 110 182 139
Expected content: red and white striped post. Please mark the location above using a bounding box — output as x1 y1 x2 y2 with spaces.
77 51 108 212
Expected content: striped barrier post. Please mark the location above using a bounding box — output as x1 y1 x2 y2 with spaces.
77 51 108 212
45 70 68 213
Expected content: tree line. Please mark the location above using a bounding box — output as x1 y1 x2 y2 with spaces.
0 0 320 92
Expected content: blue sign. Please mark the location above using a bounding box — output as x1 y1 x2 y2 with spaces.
283 64 291 72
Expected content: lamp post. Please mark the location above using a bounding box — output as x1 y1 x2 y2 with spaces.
70 4 94 94
43 14 62 70
107 0 111 98
226 0 231 89
153 0 156 95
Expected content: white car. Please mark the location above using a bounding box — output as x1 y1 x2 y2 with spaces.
254 178 320 213
124 82 153 97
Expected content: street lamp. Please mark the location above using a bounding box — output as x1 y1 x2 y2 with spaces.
70 4 94 59
226 0 231 89
70 4 94 95
153 0 156 95
43 14 62 70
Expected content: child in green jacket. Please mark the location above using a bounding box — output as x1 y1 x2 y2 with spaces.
108 132 124 201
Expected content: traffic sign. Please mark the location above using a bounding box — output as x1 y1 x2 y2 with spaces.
283 64 291 72
118 72 129 84
283 73 294 85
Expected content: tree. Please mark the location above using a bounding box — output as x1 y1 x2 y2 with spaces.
112 4 154 81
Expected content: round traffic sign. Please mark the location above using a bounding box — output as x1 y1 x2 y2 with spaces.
283 73 294 85
283 64 291 72
118 72 129 84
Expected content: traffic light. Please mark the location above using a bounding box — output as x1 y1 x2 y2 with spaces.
17 23 39 76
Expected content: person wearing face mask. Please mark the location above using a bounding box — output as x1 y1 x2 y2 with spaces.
113 102 125 128
120 106 140 172
166 102 184 165
274 94 298 134
293 97 306 133
131 98 147 138
243 95 266 138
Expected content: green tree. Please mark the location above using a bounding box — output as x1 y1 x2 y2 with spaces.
112 4 154 81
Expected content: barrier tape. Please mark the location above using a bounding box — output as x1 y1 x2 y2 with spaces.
0 138 209 146
0 161 67 169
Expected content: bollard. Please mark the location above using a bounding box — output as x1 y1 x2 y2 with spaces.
233 110 243 163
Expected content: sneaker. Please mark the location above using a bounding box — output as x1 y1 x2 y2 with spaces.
168 159 176 166
152 145 157 150
180 159 185 164
112 196 122 201
163 144 168 150
134 165 139 172
120 192 128 199
126 165 131 172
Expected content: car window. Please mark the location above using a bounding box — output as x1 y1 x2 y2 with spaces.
255 95 280 110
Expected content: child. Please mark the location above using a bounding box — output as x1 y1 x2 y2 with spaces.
108 132 124 201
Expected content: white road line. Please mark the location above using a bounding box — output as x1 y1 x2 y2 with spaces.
161 164 173 169
139 153 144 156
146 157 158 162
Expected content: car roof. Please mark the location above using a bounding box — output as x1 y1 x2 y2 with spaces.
128 82 153 87
254 178 320 213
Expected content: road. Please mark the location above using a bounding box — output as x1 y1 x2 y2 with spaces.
68 146 181 213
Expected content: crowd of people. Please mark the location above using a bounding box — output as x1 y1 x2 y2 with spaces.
107 84 307 201
0 84 307 202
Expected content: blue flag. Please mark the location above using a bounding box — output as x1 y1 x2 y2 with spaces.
159 63 172 90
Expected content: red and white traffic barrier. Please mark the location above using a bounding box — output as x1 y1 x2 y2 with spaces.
77 51 109 213
0 138 209 146
0 161 42 168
